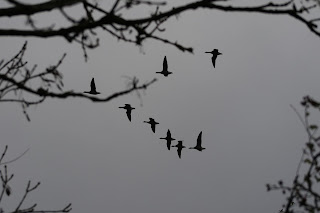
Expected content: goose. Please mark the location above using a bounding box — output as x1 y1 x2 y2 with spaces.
143 118 159 133
119 104 135 122
159 129 176 150
205 49 222 68
84 78 100 95
189 131 206 151
172 140 186 159
156 56 172 77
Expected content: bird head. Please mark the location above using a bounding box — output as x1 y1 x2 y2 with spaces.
214 49 222 55
150 118 155 122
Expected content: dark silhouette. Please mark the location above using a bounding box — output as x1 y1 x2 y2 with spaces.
279 209 283 212
159 129 176 150
267 96 320 213
0 145 72 213
84 78 100 95
3 1 320 121
156 56 172 77
2 1 320 55
0 42 157 121
4 184 11 196
205 49 222 68
189 131 206 151
143 118 159 133
172 140 186 159
119 104 135 122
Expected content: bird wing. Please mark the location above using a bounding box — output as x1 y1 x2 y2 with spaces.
197 131 202 147
91 78 97 91
4 184 11 196
126 110 132 121
163 56 168 71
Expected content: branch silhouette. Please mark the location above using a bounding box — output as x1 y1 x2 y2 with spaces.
0 146 72 213
0 145 30 166
0 0 319 58
0 42 157 121
267 96 320 213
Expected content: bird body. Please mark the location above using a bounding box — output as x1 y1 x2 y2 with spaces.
189 131 205 151
119 104 135 122
84 78 100 95
156 56 172 77
3 184 11 196
205 49 222 68
172 140 185 159
159 129 175 150
143 118 159 133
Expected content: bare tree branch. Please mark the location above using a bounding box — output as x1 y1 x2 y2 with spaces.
267 96 320 213
0 148 30 166
0 146 72 213
0 0 318 54
0 42 157 120
0 0 83 17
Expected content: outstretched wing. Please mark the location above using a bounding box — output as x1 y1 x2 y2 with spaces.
197 131 202 147
91 78 97 91
163 56 168 71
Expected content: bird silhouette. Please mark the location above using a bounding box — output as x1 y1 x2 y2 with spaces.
143 118 159 133
205 49 222 68
159 129 175 150
3 184 11 196
156 56 172 77
189 131 205 151
172 140 186 159
84 78 100 95
119 104 135 122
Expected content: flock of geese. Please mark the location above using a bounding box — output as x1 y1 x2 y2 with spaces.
83 49 222 158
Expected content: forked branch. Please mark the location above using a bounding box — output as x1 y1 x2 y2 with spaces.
0 42 157 121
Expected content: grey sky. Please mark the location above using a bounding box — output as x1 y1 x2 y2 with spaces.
0 1 319 213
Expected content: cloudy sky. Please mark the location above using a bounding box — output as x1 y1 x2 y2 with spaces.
0 1 319 213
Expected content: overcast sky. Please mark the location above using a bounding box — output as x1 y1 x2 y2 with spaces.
0 1 319 213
